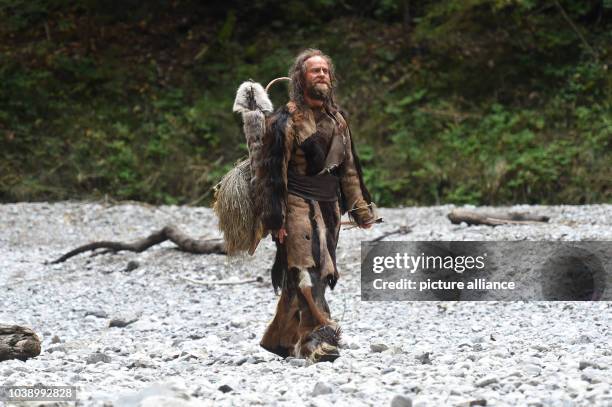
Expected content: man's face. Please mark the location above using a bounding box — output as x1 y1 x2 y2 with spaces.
304 56 331 101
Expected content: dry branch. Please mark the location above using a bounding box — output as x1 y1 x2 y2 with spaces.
51 225 226 263
448 209 550 226
372 225 412 242
179 276 264 286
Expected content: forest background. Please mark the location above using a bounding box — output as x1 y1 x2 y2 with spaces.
1 0 610 207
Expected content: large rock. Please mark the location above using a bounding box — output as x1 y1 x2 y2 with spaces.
0 324 41 362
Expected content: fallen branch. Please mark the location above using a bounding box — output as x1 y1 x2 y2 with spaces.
372 225 412 242
179 276 263 286
448 209 550 226
51 225 226 263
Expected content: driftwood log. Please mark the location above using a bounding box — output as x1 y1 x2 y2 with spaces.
179 275 264 286
0 325 41 362
51 225 226 264
372 225 412 242
448 209 550 226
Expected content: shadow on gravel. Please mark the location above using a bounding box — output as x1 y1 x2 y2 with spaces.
540 246 606 301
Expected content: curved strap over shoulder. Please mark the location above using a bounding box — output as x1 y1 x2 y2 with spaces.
332 110 347 132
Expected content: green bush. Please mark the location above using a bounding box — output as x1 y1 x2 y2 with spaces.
1 0 610 205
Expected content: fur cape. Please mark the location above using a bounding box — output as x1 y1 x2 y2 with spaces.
257 101 372 233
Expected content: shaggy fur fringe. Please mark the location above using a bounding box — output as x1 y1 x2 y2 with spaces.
213 159 264 255
233 81 273 114
259 106 291 231
213 80 274 256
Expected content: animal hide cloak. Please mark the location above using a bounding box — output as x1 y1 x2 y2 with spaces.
257 102 374 359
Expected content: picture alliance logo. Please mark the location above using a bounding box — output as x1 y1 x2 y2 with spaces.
371 252 488 274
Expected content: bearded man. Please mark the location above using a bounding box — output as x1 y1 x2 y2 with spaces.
256 49 376 362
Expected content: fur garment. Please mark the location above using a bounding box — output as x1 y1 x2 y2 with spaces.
259 102 374 361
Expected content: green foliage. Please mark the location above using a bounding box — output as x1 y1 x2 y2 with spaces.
1 0 610 205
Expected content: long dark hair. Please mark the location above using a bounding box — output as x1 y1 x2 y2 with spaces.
289 48 338 110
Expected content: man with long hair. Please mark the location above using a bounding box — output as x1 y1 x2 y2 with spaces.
257 49 375 362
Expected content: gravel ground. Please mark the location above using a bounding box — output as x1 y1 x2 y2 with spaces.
1 202 611 407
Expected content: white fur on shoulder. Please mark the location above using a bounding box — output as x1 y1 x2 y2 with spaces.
233 81 273 114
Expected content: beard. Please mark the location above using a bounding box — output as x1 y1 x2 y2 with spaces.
305 81 331 101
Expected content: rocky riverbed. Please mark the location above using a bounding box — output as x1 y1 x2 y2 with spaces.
1 202 611 406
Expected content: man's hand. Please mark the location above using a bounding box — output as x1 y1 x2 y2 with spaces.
275 228 288 244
